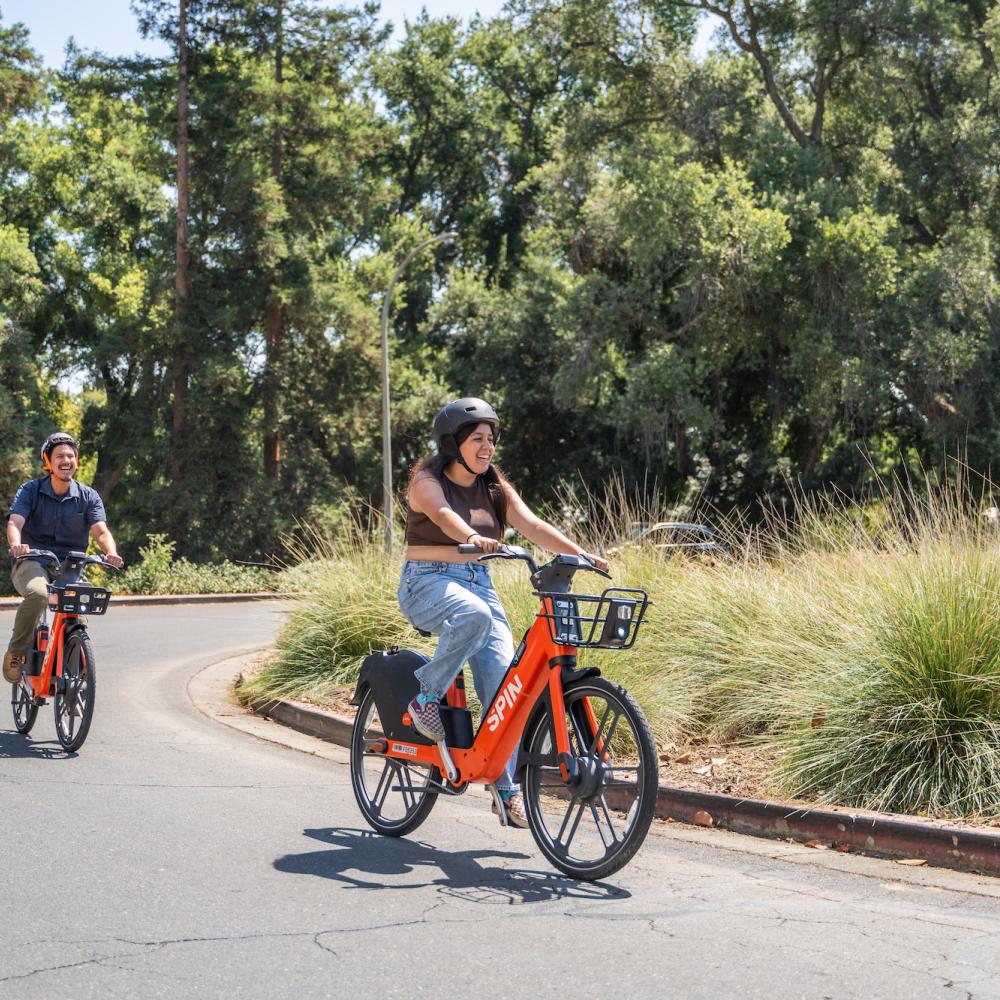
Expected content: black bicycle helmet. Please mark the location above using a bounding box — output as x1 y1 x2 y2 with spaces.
433 398 501 451
40 432 79 466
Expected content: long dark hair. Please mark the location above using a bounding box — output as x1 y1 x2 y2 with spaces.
409 451 511 527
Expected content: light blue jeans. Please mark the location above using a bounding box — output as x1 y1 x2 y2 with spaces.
397 560 518 792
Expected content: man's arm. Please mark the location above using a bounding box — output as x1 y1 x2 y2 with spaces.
89 522 124 568
6 513 29 557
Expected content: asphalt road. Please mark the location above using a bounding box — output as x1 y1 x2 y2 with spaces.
2 603 999 1000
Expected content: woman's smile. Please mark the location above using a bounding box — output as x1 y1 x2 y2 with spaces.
457 423 496 473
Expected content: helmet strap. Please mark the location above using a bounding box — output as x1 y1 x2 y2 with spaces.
442 435 477 476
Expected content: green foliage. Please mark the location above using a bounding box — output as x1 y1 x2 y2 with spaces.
115 533 276 594
1 0 1000 572
242 537 435 703
779 542 1000 816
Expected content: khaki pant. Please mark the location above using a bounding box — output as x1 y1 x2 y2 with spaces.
7 560 51 655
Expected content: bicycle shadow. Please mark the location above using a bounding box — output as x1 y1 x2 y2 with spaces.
273 827 631 903
0 730 68 759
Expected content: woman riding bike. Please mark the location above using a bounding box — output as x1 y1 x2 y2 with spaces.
399 397 608 827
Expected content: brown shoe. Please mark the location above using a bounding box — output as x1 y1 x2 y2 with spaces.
3 651 26 683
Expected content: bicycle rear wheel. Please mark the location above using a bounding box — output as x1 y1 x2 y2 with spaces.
349 687 438 836
53 630 95 752
523 677 658 881
11 682 38 734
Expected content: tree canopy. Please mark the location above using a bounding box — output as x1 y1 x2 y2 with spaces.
1 0 999 559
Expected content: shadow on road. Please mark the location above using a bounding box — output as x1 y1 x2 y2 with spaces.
0 730 68 759
273 827 631 903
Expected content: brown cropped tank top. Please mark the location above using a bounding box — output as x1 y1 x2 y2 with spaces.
405 473 503 546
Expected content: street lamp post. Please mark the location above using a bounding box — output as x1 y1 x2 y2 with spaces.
380 231 457 552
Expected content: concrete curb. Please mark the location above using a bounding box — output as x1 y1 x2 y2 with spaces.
240 689 354 747
239 673 1000 876
0 592 290 609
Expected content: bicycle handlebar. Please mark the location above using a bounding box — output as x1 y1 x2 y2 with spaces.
457 542 538 572
10 548 122 571
457 543 612 589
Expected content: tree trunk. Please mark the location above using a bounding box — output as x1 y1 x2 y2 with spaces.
172 0 190 476
263 0 284 481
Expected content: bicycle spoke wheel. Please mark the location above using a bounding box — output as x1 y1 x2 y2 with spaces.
11 681 38 734
523 678 657 881
349 687 438 836
53 630 95 752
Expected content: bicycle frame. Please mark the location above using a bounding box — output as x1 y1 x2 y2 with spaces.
20 605 80 702
377 595 579 787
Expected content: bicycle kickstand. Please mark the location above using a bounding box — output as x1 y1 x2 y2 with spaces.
437 740 460 783
487 784 508 827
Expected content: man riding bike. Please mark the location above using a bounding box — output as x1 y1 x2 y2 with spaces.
3 433 123 683
398 397 608 827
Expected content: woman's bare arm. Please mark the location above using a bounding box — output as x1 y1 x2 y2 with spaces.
503 485 609 571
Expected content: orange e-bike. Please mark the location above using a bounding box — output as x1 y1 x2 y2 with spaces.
9 548 117 752
349 545 657 881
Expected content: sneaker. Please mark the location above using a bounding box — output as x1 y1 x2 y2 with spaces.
407 693 445 742
3 651 26 683
492 790 529 829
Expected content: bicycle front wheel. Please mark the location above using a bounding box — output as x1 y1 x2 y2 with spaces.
523 677 658 881
11 682 38 734
349 687 438 836
54 630 95 752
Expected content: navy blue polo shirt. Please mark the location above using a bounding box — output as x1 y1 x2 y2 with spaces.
7 478 108 560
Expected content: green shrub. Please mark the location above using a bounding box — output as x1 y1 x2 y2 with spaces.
116 534 277 595
242 539 434 705
777 541 1000 815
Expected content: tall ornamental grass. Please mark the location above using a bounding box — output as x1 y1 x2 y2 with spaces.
241 538 434 705
775 519 1000 816
257 473 1000 818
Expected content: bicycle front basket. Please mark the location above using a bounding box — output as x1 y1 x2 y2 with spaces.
535 587 649 649
47 583 112 616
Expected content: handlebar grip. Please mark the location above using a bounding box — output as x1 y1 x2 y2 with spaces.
10 548 57 562
457 544 479 554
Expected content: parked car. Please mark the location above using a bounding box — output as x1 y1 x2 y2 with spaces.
607 521 730 558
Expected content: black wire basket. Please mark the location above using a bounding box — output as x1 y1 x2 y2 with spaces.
534 587 650 649
47 583 112 616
